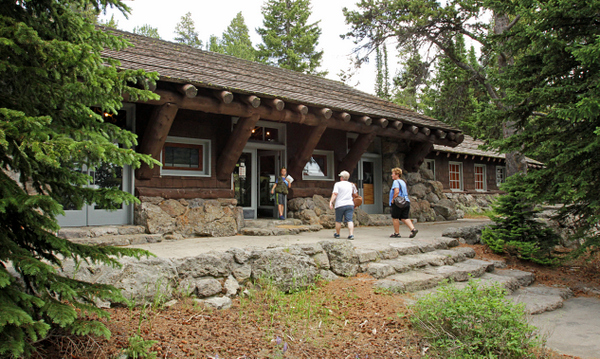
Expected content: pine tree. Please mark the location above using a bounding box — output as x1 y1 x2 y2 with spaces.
133 24 161 39
221 12 256 61
374 44 390 100
257 0 326 76
208 34 224 53
0 1 158 356
392 44 430 111
174 12 202 48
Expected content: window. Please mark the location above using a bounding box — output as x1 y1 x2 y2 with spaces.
425 159 436 179
303 150 334 180
475 164 486 191
161 137 210 177
449 162 463 191
496 166 506 187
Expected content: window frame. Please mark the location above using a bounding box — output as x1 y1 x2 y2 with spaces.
160 136 211 177
448 161 463 191
302 149 335 181
425 159 436 180
474 164 487 192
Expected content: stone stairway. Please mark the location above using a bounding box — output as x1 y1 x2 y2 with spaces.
57 225 164 246
241 218 322 236
353 237 573 315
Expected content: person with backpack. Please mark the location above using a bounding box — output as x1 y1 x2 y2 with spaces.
271 167 292 220
389 167 418 238
329 170 358 240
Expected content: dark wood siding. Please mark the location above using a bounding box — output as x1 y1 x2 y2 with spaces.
427 152 505 193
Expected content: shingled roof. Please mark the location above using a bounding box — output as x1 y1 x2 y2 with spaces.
102 28 459 133
434 135 544 167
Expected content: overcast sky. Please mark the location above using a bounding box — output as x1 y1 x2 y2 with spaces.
100 0 400 95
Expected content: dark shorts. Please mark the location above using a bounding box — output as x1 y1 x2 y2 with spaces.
391 202 411 220
275 193 286 205
335 205 354 223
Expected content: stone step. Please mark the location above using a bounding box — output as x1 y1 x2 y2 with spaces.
243 218 303 228
508 286 574 315
70 233 163 246
421 259 495 282
241 224 321 236
58 225 146 239
375 271 445 293
493 268 536 287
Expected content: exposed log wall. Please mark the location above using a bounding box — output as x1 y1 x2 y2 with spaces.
136 103 179 180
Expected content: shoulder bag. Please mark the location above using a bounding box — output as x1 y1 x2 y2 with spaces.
393 180 409 208
352 183 362 208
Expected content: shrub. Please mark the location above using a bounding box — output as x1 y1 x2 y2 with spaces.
409 281 542 358
481 175 559 265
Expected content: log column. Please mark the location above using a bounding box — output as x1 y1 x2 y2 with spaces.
339 133 377 176
287 121 329 181
136 103 179 180
216 114 261 181
404 141 434 172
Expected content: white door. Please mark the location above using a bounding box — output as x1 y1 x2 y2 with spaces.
58 164 133 227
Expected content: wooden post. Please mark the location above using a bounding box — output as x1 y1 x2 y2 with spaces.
240 95 261 108
334 112 351 122
216 114 261 181
375 118 389 128
136 103 179 180
290 104 309 115
404 141 434 172
177 84 198 98
408 125 419 134
435 129 447 139
420 127 431 136
287 121 329 180
311 107 333 120
264 98 285 111
213 90 234 104
339 133 377 175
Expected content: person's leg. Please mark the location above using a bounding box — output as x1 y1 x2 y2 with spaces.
278 204 284 217
401 218 415 231
346 207 354 236
335 222 341 235
347 221 354 236
393 218 400 234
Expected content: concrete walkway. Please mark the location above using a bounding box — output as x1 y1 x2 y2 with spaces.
125 218 600 358
127 218 489 258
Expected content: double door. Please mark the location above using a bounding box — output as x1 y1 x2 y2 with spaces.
58 163 133 227
350 155 382 214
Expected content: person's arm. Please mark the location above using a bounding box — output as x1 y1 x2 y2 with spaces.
392 180 399 199
329 193 337 210
271 181 277 194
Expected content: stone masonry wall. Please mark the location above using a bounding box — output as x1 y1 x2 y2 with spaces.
135 196 244 237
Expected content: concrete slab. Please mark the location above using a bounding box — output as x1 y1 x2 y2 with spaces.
509 288 566 315
530 297 600 359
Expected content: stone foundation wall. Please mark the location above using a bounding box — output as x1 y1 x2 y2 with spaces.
134 196 244 237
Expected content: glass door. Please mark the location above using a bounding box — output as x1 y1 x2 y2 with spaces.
350 155 383 214
257 150 282 218
234 150 256 219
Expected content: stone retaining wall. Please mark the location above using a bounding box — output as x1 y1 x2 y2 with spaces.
134 196 244 237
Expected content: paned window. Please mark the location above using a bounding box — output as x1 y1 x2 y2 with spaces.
303 150 334 180
425 159 436 179
475 164 486 191
496 166 507 187
161 137 211 177
449 162 463 191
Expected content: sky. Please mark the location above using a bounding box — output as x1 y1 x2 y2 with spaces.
100 0 400 95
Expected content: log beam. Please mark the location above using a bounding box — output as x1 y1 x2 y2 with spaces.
339 133 378 176
263 98 285 111
404 141 434 172
407 125 419 134
136 103 179 180
375 118 389 128
447 132 456 141
240 95 261 108
177 84 198 98
455 133 465 144
136 90 463 146
311 107 333 120
435 129 447 139
357 116 372 126
420 127 431 136
334 112 351 122
213 90 234 104
216 114 261 181
287 121 329 181
390 120 403 130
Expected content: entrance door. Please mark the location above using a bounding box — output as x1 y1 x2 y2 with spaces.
257 150 283 218
350 155 382 214
58 163 133 227
234 151 256 219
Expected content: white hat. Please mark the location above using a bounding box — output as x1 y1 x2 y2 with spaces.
338 170 350 180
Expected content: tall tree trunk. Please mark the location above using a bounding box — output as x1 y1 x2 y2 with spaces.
494 12 527 177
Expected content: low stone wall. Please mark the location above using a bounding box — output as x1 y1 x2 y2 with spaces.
444 192 498 218
134 196 244 237
61 241 358 307
287 195 376 228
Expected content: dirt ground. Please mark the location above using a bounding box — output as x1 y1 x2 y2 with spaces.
32 244 599 359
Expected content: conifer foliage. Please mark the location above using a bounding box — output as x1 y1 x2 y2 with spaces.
257 0 326 76
0 1 157 356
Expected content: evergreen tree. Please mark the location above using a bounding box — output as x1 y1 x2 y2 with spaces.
221 12 256 61
208 34 224 53
174 12 202 48
392 44 430 111
374 44 390 100
98 14 119 29
257 0 326 76
133 24 161 39
0 1 157 356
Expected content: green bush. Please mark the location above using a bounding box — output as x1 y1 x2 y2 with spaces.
409 281 542 358
481 175 559 265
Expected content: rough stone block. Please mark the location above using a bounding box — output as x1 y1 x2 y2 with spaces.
366 263 396 279
389 241 420 256
355 249 379 263
494 269 535 286
195 278 223 298
383 271 444 292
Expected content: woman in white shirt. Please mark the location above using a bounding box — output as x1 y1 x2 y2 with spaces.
329 170 358 240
